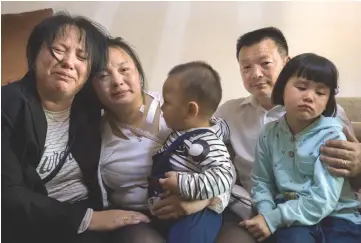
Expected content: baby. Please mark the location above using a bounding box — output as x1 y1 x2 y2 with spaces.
148 61 236 243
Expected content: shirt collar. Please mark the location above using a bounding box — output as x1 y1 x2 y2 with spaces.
278 115 340 138
239 95 284 113
239 96 253 107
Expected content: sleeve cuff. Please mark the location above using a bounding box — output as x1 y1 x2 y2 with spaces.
178 173 186 198
262 208 284 233
77 208 93 234
178 172 193 199
208 192 230 214
257 201 275 214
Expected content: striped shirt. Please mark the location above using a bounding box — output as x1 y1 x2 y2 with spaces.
37 108 88 202
37 108 91 233
157 117 236 201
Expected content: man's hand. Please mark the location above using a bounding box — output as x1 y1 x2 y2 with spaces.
239 214 271 242
159 171 180 195
320 127 361 182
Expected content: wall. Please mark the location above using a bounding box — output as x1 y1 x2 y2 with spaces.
2 1 361 102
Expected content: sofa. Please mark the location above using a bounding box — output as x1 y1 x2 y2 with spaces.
336 98 361 141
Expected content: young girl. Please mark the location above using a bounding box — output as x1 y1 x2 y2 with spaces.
242 53 361 243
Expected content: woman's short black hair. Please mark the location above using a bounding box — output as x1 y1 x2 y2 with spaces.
26 11 109 80
272 53 339 117
106 37 146 90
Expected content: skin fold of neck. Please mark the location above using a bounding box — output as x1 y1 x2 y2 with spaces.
41 96 73 112
111 97 145 126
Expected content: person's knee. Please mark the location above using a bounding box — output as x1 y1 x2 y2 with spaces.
137 230 165 243
76 231 107 243
216 222 256 243
110 223 166 243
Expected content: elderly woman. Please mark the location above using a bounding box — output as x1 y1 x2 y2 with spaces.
2 14 149 243
93 37 226 243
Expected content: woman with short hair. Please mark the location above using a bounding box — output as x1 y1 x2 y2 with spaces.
2 13 149 243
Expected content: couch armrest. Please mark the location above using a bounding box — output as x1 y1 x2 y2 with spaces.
351 122 361 142
228 185 254 220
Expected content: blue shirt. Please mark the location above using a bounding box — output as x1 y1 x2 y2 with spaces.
251 115 361 233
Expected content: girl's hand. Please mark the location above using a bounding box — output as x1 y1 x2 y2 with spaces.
240 214 271 242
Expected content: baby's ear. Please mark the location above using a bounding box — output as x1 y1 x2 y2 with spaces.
187 101 199 118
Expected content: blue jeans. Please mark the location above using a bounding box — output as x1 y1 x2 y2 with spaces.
272 217 361 243
166 208 222 243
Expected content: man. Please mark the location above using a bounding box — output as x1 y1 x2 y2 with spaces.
215 27 361 242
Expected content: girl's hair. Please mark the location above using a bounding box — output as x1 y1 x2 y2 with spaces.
272 53 339 117
106 37 146 90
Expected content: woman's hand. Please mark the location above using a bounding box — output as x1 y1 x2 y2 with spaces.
152 194 210 220
88 210 150 231
320 127 361 181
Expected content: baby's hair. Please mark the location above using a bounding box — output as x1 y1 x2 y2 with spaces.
272 53 339 117
168 61 222 116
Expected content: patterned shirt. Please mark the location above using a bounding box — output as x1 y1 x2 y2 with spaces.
252 115 361 233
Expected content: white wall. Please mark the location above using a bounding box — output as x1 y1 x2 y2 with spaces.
2 1 361 102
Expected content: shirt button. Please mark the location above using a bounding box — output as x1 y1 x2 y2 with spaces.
288 151 294 157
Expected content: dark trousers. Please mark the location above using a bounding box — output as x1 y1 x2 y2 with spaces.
76 231 109 243
155 209 223 243
270 217 361 243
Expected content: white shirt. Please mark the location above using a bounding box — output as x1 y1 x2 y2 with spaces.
215 95 352 193
99 92 171 210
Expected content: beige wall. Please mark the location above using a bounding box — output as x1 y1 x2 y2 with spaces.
2 1 361 103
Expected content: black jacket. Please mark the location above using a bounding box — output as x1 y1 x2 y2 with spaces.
1 71 103 243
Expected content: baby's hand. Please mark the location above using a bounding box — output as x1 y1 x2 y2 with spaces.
159 171 180 195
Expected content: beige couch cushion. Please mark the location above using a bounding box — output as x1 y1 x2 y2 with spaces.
337 98 361 141
351 122 361 141
337 98 361 122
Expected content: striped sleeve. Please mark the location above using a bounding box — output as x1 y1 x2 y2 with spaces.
177 132 235 200
211 117 230 142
